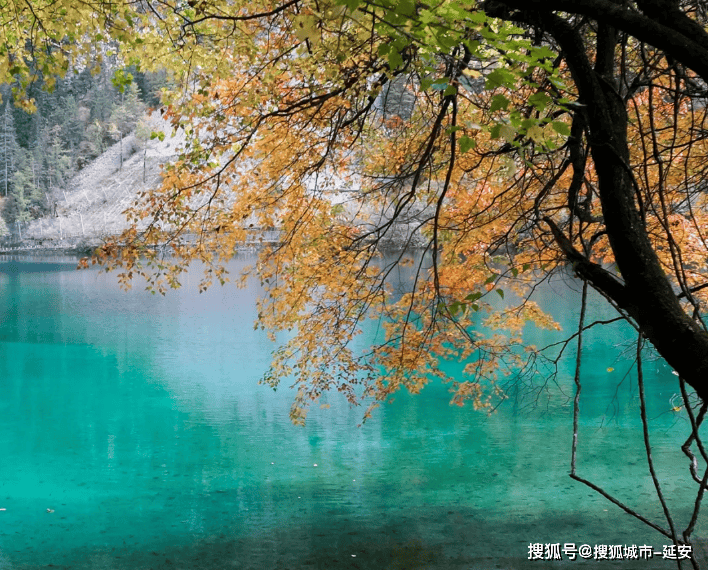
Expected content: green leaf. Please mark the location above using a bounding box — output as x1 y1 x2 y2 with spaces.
551 121 571 136
394 0 415 16
111 69 134 93
528 92 551 111
531 45 557 59
485 68 516 89
489 94 510 113
496 288 505 299
526 125 545 143
466 11 488 24
387 50 404 70
337 0 361 11
459 135 476 154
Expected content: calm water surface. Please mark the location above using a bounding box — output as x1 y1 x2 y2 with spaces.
0 255 704 569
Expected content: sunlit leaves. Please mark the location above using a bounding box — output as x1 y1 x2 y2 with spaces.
19 0 697 424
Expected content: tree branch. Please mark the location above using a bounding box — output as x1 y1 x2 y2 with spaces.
484 0 708 83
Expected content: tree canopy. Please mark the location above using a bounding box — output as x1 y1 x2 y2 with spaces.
53 0 704 417
6 0 708 426
6 0 708 555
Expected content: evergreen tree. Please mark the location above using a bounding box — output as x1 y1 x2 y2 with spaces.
134 69 168 107
44 125 71 191
0 103 19 197
8 155 34 222
77 121 105 166
87 65 119 124
0 53 162 225
109 82 146 138
31 120 50 191
54 95 85 160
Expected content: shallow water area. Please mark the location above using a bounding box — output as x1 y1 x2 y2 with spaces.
0 255 704 569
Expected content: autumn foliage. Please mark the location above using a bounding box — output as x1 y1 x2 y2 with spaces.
10 0 706 423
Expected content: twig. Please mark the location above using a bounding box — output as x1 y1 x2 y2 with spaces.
680 377 708 570
637 333 682 569
570 280 587 474
570 283 673 542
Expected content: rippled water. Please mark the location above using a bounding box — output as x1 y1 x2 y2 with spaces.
0 255 703 569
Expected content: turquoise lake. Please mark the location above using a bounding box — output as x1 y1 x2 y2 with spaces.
0 255 705 569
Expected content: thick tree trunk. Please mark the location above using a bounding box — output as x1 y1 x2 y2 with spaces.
485 2 708 400
562 19 708 400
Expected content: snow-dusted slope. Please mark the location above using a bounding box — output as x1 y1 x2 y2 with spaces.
3 113 185 251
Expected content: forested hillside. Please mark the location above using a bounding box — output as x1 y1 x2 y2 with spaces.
0 63 164 235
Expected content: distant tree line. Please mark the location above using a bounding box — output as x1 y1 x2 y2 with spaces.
0 64 164 233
